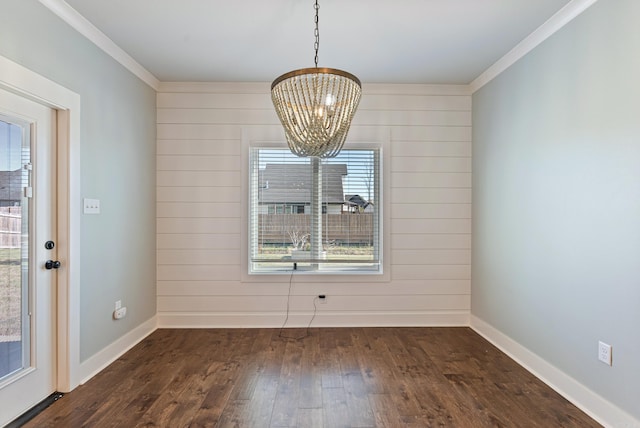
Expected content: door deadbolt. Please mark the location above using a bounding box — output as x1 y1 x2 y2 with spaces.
45 241 55 250
45 260 61 270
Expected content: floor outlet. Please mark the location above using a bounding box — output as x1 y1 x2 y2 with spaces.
598 341 612 366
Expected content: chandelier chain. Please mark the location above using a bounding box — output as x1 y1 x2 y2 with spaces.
314 0 319 67
270 0 362 158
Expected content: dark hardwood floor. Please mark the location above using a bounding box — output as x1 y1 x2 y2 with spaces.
24 327 601 427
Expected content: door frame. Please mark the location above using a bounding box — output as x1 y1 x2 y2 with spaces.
0 54 81 392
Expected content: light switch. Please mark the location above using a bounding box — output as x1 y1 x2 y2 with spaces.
83 198 101 214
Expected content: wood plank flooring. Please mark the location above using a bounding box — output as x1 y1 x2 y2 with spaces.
24 327 601 427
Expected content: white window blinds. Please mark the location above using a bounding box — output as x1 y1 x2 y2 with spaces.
249 147 381 273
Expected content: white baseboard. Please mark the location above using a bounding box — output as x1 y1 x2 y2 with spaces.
470 315 639 428
157 311 469 328
78 316 157 385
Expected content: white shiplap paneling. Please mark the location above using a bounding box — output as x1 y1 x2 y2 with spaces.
157 82 471 327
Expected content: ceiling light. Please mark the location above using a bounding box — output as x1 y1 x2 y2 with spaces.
271 0 361 158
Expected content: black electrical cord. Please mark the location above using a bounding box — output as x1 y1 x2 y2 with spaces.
278 267 318 341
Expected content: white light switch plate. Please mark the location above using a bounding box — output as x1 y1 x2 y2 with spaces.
84 198 100 214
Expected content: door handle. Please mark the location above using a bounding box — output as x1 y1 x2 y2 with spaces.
45 260 61 270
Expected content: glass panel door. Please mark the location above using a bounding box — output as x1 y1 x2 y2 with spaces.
0 86 56 426
0 117 30 382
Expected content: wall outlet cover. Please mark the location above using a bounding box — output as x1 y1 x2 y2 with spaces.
113 307 127 320
598 341 612 366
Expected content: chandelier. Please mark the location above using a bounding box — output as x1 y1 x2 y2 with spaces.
271 0 361 158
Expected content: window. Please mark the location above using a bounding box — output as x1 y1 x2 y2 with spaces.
249 146 381 274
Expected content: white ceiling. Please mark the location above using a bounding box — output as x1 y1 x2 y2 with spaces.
62 0 572 84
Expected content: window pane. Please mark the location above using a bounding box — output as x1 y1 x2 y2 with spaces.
0 119 30 380
249 147 380 274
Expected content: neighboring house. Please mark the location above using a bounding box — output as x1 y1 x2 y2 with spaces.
0 170 22 248
0 120 24 207
258 163 347 215
0 170 22 207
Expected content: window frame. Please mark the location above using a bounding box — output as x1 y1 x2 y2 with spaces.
241 130 390 283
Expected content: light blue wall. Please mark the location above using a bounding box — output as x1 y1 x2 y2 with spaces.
0 0 156 361
472 0 640 420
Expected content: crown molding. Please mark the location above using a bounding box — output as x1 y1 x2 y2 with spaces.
38 0 160 90
469 0 600 93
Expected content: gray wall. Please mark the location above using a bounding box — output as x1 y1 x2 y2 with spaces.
0 0 157 361
472 0 640 420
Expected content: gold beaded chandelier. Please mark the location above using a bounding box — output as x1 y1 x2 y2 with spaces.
271 0 362 158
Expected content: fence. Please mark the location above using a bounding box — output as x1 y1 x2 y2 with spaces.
0 207 21 248
257 213 374 245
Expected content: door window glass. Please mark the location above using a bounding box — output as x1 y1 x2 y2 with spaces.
0 118 31 382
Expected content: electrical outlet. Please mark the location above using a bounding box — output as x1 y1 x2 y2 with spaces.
113 306 127 320
115 300 122 310
318 294 327 304
598 341 612 366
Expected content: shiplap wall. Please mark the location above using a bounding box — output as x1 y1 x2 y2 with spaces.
157 82 471 327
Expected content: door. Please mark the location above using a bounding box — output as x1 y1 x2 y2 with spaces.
0 87 57 426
